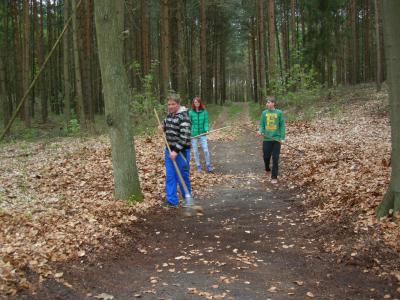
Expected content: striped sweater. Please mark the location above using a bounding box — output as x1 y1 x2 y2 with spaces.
163 106 192 153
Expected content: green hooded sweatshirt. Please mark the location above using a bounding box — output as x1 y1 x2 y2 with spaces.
189 109 209 137
259 109 286 141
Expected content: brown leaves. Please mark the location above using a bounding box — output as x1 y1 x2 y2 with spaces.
0 134 231 295
280 97 399 262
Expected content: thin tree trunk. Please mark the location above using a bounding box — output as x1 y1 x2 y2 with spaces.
257 0 266 102
374 0 382 91
290 0 296 57
364 0 370 82
84 0 94 127
282 0 289 74
267 0 276 81
176 0 186 99
160 0 170 101
72 0 85 129
376 0 400 219
251 17 258 103
140 0 150 75
0 55 9 133
350 0 357 84
94 0 143 200
38 0 48 123
22 0 31 127
200 0 207 103
63 0 72 124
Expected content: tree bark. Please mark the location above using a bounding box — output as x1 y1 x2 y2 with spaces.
364 0 371 82
0 54 9 134
376 0 400 219
176 0 186 100
140 0 150 75
200 0 207 103
160 0 170 101
22 0 31 127
63 0 72 124
267 0 276 81
83 0 94 127
290 0 296 56
374 0 382 91
72 0 86 129
38 0 48 123
257 0 266 102
94 0 143 201
251 17 258 103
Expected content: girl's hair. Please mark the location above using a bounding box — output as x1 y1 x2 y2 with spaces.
191 97 205 110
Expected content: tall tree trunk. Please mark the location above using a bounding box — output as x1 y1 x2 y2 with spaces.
140 0 150 75
290 0 296 56
267 0 276 81
94 0 143 200
282 0 289 75
257 0 266 102
374 0 382 91
160 0 170 101
1 2 10 133
350 0 357 84
72 0 85 129
83 0 94 127
200 0 207 102
376 0 400 219
39 0 48 123
251 17 258 103
63 0 72 124
0 55 9 133
176 0 186 99
187 16 194 99
364 0 371 82
22 0 31 127
47 0 55 112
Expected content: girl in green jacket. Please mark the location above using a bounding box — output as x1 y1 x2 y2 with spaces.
189 97 213 172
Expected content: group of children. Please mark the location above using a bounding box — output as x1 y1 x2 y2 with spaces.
161 95 285 207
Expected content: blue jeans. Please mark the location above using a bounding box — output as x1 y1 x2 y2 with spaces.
191 136 212 170
165 148 191 206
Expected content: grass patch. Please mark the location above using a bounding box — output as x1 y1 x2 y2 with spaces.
225 102 243 120
248 101 263 123
205 104 224 125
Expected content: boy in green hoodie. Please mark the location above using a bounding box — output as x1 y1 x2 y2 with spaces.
258 96 285 184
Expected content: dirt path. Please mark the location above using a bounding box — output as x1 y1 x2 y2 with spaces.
16 104 398 300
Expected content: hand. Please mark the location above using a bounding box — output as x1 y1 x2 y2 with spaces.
170 151 178 160
280 139 285 144
157 125 164 134
256 131 262 137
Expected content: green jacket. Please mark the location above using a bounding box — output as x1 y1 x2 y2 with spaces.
259 109 286 141
189 109 209 137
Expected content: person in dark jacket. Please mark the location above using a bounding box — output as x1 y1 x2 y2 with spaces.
188 97 213 172
162 94 192 207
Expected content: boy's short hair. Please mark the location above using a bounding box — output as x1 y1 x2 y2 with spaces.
167 93 181 104
266 95 276 104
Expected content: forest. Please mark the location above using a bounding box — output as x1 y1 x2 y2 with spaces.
0 0 399 298
0 0 386 133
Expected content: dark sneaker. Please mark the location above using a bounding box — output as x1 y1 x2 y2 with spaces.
161 202 178 209
206 165 213 173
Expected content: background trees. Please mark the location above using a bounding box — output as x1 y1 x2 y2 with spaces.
0 0 388 138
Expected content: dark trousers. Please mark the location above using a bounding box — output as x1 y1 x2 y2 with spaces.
262 141 281 179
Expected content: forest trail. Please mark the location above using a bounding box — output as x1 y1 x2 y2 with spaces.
16 103 398 300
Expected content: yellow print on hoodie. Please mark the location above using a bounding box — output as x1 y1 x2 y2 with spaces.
265 113 277 131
